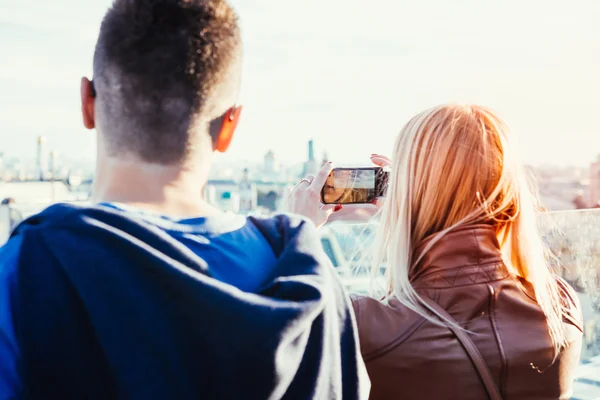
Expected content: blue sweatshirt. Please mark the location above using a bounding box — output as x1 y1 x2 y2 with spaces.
0 203 369 399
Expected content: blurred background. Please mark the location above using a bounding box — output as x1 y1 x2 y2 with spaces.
1 1 599 398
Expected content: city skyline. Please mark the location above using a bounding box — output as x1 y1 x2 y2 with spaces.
1 0 600 167
0 134 597 178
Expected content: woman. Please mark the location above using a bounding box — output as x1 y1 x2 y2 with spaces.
289 104 583 399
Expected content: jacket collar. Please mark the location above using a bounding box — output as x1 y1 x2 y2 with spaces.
410 224 510 288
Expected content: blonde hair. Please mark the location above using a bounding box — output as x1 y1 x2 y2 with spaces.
371 104 568 352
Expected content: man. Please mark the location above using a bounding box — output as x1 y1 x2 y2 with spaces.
0 1 369 398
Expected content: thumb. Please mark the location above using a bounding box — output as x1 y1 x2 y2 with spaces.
320 204 336 214
313 204 337 229
320 204 339 221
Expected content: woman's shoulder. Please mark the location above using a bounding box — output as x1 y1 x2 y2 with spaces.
518 275 583 333
350 294 401 323
554 276 584 332
350 294 426 360
350 294 382 322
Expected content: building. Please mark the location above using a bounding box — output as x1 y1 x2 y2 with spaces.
205 184 217 206
220 191 240 213
263 150 276 175
589 155 600 207
302 139 317 177
0 181 79 218
238 168 257 213
49 151 59 178
36 136 48 181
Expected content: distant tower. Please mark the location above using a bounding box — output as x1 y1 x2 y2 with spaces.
238 168 257 213
308 140 315 162
49 151 59 179
264 150 276 175
303 139 317 177
204 184 217 205
36 136 48 181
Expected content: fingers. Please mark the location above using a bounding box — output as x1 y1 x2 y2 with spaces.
289 169 338 229
370 154 392 167
312 162 334 193
294 175 314 191
302 175 314 185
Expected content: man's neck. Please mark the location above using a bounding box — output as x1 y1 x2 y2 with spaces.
92 157 221 218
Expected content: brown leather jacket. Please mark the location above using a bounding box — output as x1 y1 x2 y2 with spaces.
352 225 583 400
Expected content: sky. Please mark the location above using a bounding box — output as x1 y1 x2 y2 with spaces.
1 0 600 168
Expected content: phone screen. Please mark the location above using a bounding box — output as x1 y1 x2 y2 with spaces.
321 167 388 204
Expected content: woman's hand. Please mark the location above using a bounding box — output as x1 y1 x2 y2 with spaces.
286 162 341 229
286 154 392 227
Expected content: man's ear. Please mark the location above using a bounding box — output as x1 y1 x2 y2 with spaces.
213 105 242 153
80 77 96 130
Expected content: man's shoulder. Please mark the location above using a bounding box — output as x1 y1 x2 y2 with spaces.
12 202 176 237
248 213 319 241
5 204 103 273
12 203 103 234
16 206 316 232
9 203 167 260
248 213 319 254
250 213 316 231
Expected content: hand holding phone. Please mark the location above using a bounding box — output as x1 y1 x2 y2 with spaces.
321 167 389 205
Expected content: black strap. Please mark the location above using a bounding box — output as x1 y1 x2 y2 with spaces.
422 297 503 400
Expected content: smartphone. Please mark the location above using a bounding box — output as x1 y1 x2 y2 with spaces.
321 167 389 204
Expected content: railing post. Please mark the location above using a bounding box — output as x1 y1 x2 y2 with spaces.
0 205 11 245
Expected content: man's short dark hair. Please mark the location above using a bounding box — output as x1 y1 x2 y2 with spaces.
93 0 241 164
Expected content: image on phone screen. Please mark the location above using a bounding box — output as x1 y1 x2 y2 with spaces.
321 167 388 204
